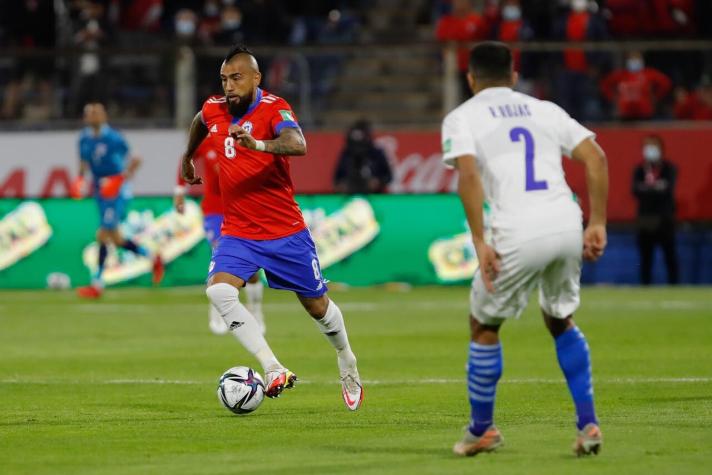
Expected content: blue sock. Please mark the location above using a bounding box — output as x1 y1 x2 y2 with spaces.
95 243 108 280
121 239 149 257
555 327 598 430
467 342 503 437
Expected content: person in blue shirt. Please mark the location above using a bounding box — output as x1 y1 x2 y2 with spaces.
74 102 164 298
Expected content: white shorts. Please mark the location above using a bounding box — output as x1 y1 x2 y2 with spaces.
470 229 582 325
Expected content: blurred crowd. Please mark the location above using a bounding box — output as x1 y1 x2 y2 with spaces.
433 0 712 121
0 0 364 122
0 0 711 124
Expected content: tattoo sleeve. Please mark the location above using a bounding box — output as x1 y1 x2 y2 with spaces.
184 112 209 158
263 127 307 156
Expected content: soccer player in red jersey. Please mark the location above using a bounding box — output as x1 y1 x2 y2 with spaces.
174 140 267 336
180 45 363 410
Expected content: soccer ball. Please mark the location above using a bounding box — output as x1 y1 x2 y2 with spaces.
217 366 265 414
46 272 71 290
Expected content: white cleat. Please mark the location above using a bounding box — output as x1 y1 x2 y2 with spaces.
340 366 364 411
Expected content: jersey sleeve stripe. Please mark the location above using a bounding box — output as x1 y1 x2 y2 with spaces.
274 120 300 134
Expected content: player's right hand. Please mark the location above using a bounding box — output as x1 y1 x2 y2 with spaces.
475 241 501 293
181 156 203 185
173 193 186 214
583 224 607 262
69 176 85 199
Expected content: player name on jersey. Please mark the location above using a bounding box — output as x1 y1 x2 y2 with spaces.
488 104 532 119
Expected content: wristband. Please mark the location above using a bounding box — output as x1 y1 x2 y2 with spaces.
255 140 266 152
174 185 187 195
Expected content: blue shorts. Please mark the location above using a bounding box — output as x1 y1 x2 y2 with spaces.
97 197 127 230
204 214 224 247
209 228 328 298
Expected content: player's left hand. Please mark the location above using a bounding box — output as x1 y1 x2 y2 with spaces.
583 224 607 262
229 124 257 150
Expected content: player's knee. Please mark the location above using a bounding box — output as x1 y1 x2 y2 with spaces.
206 283 239 316
543 313 574 338
301 295 329 319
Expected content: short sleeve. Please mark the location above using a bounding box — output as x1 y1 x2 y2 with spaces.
441 109 476 168
551 103 595 157
270 99 300 135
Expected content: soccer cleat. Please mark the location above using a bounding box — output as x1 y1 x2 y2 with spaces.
340 368 364 411
264 368 297 398
151 255 165 285
453 426 504 457
573 423 602 456
77 285 103 299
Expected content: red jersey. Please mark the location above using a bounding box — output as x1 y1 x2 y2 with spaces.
436 13 489 72
200 89 306 240
600 68 672 119
178 139 223 215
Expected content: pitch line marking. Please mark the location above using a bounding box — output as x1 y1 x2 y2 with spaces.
1 377 710 385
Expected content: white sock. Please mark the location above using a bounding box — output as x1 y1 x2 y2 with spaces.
245 280 265 332
314 300 356 369
206 283 281 372
208 303 227 332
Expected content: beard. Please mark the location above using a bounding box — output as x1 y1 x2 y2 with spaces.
227 91 253 117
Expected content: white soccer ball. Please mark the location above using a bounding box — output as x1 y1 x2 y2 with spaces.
46 272 71 290
217 366 265 414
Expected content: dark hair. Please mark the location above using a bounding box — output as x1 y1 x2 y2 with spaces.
468 41 513 81
644 134 665 151
224 44 255 63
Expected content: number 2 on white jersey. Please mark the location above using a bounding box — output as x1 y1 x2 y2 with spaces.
510 127 548 191
224 137 236 158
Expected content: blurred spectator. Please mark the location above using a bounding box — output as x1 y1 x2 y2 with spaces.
174 8 200 44
435 0 490 101
605 0 695 38
334 120 392 194
553 0 607 121
1 0 56 120
632 135 678 285
604 0 653 38
211 5 246 45
600 51 672 120
494 0 535 90
673 77 712 120
118 0 163 33
287 0 335 45
648 0 695 37
72 0 111 115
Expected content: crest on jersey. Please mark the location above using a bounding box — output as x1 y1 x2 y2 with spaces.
210 124 218 133
242 121 253 133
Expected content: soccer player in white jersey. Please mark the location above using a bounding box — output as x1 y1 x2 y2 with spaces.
442 42 608 457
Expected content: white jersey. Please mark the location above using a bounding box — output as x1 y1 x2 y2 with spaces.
442 87 594 241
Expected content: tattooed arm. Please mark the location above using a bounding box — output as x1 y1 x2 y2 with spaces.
230 125 307 156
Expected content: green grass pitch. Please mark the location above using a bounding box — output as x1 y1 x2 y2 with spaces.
1 286 711 474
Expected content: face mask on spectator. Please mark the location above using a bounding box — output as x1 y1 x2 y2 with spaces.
571 0 587 12
502 6 521 21
643 144 661 163
627 58 644 73
222 18 241 29
176 20 196 36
